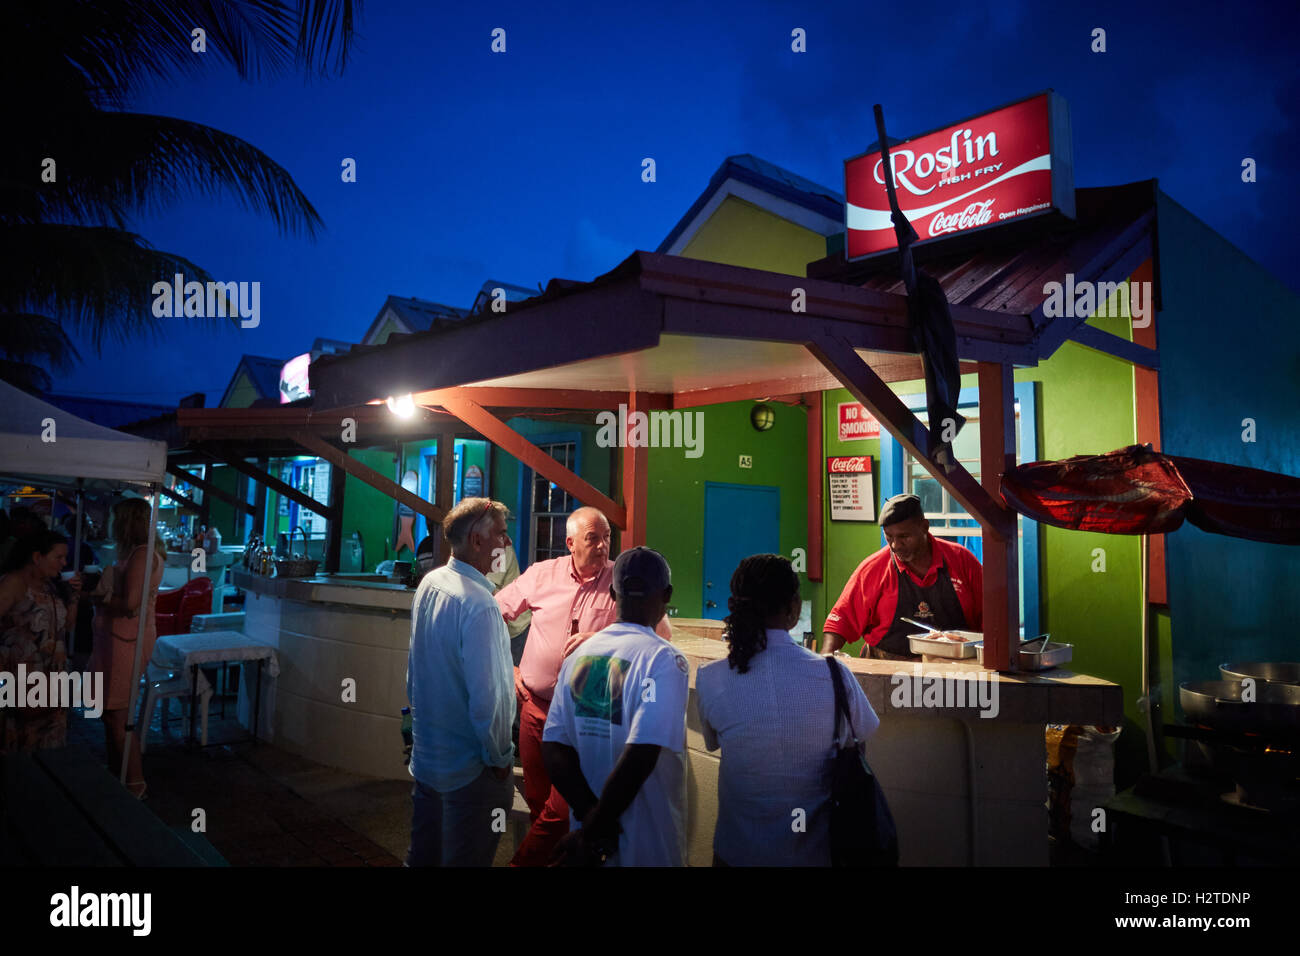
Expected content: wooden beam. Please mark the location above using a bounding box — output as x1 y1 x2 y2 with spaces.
201 452 338 521
1067 324 1160 369
622 392 649 548
289 432 446 528
418 387 670 411
165 465 254 516
977 362 1019 672
805 333 1013 534
672 378 826 409
435 393 627 530
157 485 201 514
805 392 823 582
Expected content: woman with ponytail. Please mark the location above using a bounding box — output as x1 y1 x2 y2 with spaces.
696 554 879 866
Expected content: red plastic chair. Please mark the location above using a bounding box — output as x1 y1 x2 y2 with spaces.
156 577 212 635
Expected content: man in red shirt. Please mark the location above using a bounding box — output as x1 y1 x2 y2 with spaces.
495 506 672 866
823 494 983 661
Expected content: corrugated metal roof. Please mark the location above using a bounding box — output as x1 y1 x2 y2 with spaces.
810 180 1160 318
384 295 470 332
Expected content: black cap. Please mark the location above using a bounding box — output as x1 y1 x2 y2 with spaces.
879 493 925 527
612 547 671 598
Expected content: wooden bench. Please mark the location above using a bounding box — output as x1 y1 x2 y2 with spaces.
0 745 225 866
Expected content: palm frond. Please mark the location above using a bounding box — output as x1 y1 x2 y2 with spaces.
0 358 53 394
0 314 81 371
0 223 236 351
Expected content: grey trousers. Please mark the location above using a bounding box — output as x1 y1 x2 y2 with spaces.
407 767 515 867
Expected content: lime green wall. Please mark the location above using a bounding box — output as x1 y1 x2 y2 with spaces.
646 401 809 619
681 196 829 274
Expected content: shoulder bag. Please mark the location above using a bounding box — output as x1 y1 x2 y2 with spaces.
826 656 899 867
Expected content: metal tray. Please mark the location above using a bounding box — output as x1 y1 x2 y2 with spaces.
976 641 1073 671
908 631 982 659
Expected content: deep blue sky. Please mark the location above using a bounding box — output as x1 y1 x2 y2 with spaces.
50 0 1300 406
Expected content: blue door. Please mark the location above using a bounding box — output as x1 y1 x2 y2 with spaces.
701 483 780 620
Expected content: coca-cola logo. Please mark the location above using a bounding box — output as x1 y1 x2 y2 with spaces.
829 457 868 473
929 200 995 236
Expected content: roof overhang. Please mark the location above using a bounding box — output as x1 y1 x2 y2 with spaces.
310 251 1039 410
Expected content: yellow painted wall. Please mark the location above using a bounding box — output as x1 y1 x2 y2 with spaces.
372 315 402 345
222 371 259 409
680 196 829 276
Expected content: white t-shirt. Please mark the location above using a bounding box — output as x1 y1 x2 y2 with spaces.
542 621 689 866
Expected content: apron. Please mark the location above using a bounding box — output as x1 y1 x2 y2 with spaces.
877 552 968 656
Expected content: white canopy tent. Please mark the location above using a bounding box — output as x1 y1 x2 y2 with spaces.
0 378 167 783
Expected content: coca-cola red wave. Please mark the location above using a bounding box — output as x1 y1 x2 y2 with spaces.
844 91 1074 260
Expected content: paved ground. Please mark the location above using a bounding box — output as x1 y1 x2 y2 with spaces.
66 659 525 866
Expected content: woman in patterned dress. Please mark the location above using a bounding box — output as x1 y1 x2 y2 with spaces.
0 529 81 752
90 498 165 798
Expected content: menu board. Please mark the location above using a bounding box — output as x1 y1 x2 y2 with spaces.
827 456 875 522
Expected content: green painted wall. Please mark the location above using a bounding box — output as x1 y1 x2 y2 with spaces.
681 196 828 275
645 400 809 619
205 465 240 541
339 447 400 569
372 314 402 345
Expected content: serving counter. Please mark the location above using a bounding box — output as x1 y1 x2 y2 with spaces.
229 573 1122 865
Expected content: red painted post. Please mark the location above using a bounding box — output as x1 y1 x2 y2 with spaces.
976 362 1019 671
622 391 649 549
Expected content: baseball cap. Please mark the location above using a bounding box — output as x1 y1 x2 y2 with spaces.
612 546 671 597
879 493 925 527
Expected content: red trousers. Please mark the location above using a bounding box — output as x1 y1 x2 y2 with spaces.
510 685 571 867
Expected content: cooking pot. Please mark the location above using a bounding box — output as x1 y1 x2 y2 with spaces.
1219 662 1300 686
1179 680 1300 739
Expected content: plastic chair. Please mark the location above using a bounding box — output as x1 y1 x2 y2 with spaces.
140 662 213 750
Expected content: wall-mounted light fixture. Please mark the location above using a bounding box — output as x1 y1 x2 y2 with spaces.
750 402 775 432
386 394 416 418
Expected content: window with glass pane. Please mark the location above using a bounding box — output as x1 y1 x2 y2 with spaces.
531 442 577 564
902 402 1027 634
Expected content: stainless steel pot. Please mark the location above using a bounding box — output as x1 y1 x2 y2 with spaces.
1219 662 1300 686
1179 680 1300 738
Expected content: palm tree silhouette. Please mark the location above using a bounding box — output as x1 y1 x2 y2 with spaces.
1 0 362 391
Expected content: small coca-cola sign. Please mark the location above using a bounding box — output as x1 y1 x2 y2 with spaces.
844 91 1075 260
827 456 871 474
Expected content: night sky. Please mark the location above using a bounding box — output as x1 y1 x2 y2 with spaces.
47 0 1300 407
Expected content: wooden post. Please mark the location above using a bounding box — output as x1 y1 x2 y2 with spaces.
622 391 649 548
325 455 346 572
977 361 1019 672
436 433 456 513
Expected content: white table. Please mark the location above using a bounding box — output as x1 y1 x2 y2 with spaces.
151 631 279 745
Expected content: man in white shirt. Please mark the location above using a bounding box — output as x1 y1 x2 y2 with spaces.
542 547 688 866
406 498 516 866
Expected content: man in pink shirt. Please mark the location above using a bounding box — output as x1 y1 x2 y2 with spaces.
496 506 672 866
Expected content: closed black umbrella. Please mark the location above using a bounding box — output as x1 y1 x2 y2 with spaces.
872 104 966 471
